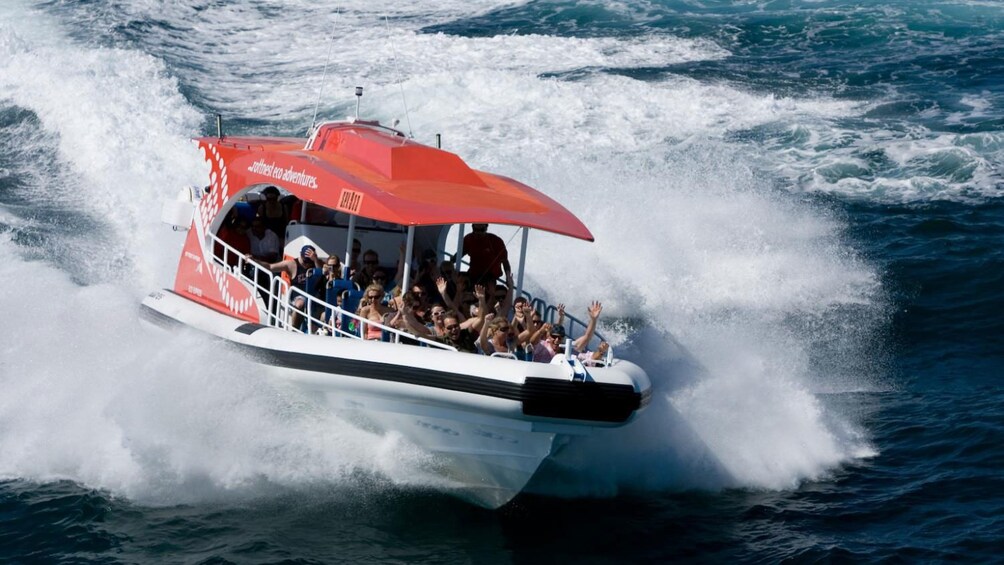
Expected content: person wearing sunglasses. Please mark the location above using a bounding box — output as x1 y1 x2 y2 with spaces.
531 301 604 363
357 283 392 340
322 255 343 285
352 249 380 288
428 305 448 337
438 312 478 353
478 314 516 356
426 285 488 353
409 282 433 323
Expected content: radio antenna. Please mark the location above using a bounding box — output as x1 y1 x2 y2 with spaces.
384 15 414 137
309 12 339 134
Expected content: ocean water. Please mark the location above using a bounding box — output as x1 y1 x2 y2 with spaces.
1 0 1002 562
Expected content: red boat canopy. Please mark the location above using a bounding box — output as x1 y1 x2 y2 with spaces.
198 122 594 241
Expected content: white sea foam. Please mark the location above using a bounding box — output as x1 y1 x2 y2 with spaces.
0 235 446 505
0 4 443 504
0 4 205 288
0 0 884 502
504 145 879 491
43 0 727 122
787 126 1004 202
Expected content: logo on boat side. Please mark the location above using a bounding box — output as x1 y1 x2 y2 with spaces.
338 189 364 213
247 158 319 189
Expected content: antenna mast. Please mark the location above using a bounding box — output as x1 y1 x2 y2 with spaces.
309 14 339 134
384 15 414 137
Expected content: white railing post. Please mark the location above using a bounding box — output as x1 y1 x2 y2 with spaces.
454 223 465 271
343 214 356 280
399 226 416 345
402 225 415 293
516 227 529 300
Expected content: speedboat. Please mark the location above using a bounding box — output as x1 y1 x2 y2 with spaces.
142 115 652 508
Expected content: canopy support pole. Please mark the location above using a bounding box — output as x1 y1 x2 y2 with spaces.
516 227 529 300
342 215 356 280
402 226 415 293
454 224 466 271
399 226 416 344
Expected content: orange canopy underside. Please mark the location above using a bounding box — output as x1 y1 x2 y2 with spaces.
200 122 593 241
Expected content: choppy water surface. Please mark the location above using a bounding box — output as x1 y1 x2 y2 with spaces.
1 1 1002 562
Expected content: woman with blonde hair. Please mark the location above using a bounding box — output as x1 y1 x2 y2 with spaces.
478 314 515 356
357 283 391 340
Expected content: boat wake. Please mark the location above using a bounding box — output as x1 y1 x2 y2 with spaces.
0 0 884 506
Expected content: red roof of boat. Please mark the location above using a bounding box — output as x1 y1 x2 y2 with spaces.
198 122 593 241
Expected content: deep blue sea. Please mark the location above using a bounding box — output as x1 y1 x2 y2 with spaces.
2 1 1002 562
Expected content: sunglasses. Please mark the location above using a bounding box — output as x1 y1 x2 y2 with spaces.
364 260 377 265
445 324 459 331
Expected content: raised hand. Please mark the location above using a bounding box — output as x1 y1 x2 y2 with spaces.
588 301 602 320
436 276 448 295
474 284 486 302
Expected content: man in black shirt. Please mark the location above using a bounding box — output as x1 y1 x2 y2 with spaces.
439 311 479 353
400 284 487 352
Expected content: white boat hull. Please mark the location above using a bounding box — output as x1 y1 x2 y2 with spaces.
140 289 650 508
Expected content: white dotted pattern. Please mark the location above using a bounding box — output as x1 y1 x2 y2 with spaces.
193 142 254 316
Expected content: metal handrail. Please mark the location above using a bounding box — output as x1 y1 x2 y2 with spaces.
286 285 456 351
211 233 611 362
213 236 287 326
208 232 455 351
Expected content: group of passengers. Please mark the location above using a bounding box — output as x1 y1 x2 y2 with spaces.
225 194 610 364
350 223 610 364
